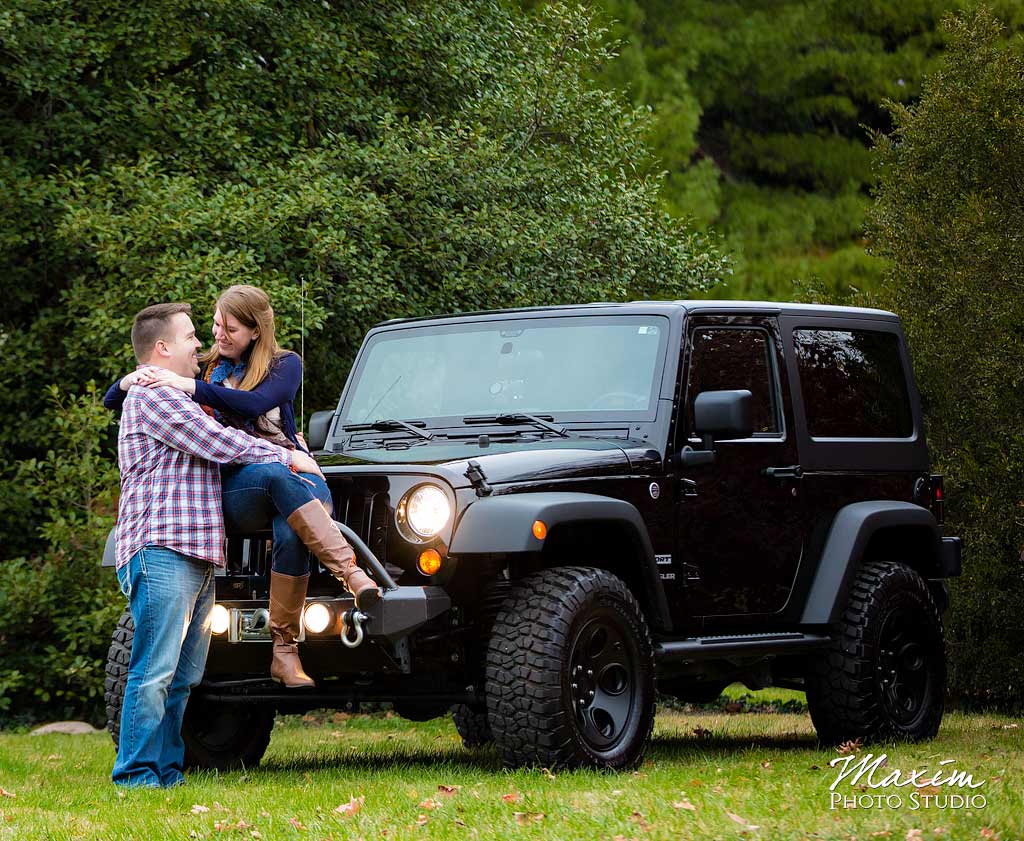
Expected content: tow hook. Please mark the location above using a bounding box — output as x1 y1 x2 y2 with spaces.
341 609 368 648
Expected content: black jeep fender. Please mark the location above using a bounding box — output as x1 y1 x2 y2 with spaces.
449 492 672 632
101 528 116 567
801 501 961 625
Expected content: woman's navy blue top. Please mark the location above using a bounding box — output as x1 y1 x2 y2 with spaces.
103 352 306 451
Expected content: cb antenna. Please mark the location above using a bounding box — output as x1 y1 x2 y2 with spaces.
300 275 305 434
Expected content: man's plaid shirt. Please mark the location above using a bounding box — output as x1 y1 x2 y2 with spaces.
115 385 289 569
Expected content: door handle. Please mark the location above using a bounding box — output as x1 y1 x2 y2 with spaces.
762 464 802 479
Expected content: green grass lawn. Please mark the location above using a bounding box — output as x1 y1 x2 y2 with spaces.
1 688 1021 840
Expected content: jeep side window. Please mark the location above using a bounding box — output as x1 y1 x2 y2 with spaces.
687 327 781 436
793 329 913 438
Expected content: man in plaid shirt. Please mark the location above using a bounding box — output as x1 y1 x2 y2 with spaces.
112 303 321 788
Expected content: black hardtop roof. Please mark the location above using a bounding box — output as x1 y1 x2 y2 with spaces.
374 300 899 329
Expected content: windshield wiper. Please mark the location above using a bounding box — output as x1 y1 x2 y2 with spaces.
343 418 433 440
463 413 569 437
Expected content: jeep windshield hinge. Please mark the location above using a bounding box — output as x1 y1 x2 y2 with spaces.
465 459 493 497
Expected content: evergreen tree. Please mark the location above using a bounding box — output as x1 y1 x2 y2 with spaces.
588 0 1024 300
871 7 1024 709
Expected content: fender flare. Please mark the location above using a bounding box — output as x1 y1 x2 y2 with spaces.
101 528 117 568
801 501 945 625
450 492 672 631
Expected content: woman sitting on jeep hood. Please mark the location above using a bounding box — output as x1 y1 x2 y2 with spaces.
104 284 379 689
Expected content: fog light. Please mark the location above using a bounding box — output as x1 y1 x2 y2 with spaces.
532 520 547 540
417 549 443 576
210 604 230 635
303 602 331 634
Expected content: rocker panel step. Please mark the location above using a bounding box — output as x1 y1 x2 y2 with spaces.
654 632 831 662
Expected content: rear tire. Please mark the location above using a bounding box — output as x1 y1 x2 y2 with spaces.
485 566 655 769
805 561 945 745
104 607 274 771
451 703 492 748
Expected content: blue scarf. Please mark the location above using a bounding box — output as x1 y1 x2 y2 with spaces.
207 357 254 431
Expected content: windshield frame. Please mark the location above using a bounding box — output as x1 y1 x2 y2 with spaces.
335 312 673 431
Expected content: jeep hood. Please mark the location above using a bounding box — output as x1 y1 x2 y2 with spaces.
318 437 636 489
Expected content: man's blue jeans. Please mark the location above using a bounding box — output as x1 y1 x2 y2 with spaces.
112 546 214 788
221 463 332 576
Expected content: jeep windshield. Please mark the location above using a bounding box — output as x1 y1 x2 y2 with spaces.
340 314 670 428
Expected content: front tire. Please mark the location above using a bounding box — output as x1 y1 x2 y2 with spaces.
485 566 655 769
805 561 945 745
104 607 274 771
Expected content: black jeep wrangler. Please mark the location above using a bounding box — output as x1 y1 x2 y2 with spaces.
104 301 961 770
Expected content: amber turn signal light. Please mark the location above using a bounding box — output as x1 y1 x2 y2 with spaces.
417 549 443 575
532 520 547 540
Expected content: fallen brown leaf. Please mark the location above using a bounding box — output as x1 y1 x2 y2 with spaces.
419 798 441 811
454 818 467 828
514 812 545 825
190 804 210 815
334 796 364 817
869 832 892 838
629 810 653 831
437 785 460 796
540 767 556 780
980 829 999 840
726 811 759 831
501 793 522 804
0 789 14 799
760 761 772 769
672 796 696 812
906 830 924 841
692 726 712 739
416 814 429 827
288 817 306 831
917 786 941 796
836 738 864 755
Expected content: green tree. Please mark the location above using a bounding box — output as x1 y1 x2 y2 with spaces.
870 6 1024 708
0 1 725 721
586 0 1024 301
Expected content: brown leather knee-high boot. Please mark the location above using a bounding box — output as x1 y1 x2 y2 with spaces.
286 500 381 609
269 571 315 688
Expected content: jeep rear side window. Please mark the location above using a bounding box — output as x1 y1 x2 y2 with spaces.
793 329 913 438
688 328 781 435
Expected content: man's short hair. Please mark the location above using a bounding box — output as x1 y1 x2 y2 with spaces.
131 303 192 362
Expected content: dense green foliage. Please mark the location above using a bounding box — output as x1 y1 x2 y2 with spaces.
871 8 1024 709
0 1 725 722
586 0 1024 300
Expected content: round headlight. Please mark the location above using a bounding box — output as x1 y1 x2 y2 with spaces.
303 602 331 634
405 484 451 538
210 604 230 635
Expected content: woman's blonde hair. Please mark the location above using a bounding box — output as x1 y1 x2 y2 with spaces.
200 284 293 391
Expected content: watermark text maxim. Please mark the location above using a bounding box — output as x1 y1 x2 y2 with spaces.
828 753 986 811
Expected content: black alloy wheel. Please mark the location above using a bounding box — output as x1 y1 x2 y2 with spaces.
486 566 655 769
877 610 933 729
567 609 638 752
805 560 945 744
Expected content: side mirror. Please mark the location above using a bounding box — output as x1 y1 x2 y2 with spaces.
679 390 753 467
694 389 753 440
307 410 335 452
